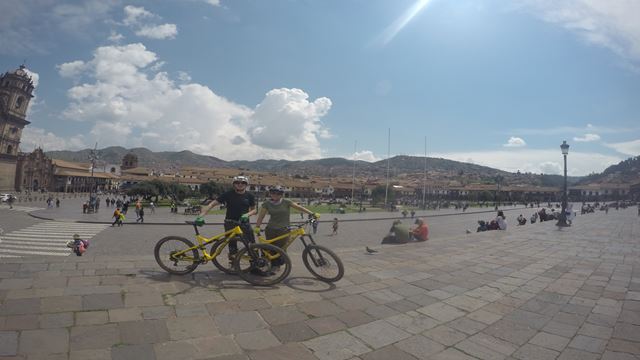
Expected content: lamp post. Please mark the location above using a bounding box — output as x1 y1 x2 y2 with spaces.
557 140 570 227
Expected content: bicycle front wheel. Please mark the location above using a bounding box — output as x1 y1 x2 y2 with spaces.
154 236 200 275
233 243 291 286
210 238 239 275
302 245 344 282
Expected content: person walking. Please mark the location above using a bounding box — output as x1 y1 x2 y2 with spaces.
196 176 256 260
112 207 123 227
332 218 339 236
136 206 145 223
254 186 318 265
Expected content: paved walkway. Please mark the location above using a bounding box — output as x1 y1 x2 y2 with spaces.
20 196 534 225
0 208 638 359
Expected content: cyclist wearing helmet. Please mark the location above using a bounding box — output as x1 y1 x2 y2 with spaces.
197 175 256 257
254 185 319 265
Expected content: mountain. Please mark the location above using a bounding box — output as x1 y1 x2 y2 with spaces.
47 146 228 169
45 146 587 186
577 156 640 185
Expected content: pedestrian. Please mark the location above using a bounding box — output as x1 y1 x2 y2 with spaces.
332 218 339 236
82 202 87 214
410 210 415 218
136 206 145 223
135 199 142 218
254 185 318 266
112 207 123 226
312 217 318 235
196 175 256 261
7 195 14 209
55 198 60 208
150 201 156 214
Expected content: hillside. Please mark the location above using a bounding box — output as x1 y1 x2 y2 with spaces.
577 156 640 185
44 146 591 186
47 146 228 170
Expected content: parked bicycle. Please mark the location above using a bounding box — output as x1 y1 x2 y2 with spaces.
255 218 344 282
154 220 291 286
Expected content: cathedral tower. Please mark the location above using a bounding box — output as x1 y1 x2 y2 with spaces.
0 65 35 191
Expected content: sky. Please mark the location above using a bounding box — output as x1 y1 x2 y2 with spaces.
1 0 639 177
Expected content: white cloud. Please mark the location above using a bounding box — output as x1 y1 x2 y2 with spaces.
57 60 87 78
203 0 221 6
349 150 381 162
432 149 622 176
108 31 124 43
121 5 177 40
573 133 601 142
123 5 154 27
503 136 527 147
136 24 178 40
604 138 640 156
57 43 332 161
21 127 87 152
514 0 640 64
177 71 192 83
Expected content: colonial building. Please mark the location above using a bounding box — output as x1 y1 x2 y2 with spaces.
15 148 54 191
0 65 35 191
121 152 138 170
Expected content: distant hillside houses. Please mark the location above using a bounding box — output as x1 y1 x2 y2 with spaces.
11 148 638 202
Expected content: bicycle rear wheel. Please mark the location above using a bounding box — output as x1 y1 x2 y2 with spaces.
154 236 200 275
302 245 344 282
233 243 291 286
210 237 240 275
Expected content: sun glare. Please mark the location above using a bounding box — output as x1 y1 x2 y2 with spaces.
377 0 433 46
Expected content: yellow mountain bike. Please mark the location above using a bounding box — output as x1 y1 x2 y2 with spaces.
154 220 291 286
256 218 344 282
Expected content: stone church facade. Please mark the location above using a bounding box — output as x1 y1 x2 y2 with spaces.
0 65 34 191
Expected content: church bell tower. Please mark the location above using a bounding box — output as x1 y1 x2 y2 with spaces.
0 64 35 191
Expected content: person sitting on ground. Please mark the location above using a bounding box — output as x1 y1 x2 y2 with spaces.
496 210 507 230
410 218 429 241
517 214 527 225
477 220 488 232
530 212 538 224
66 233 89 256
382 220 410 244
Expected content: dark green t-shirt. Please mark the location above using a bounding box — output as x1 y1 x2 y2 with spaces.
392 224 411 243
262 199 293 229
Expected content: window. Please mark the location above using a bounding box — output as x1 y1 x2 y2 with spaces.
7 145 13 154
10 127 17 134
15 96 24 109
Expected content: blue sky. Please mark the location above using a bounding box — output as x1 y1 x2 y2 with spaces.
1 0 639 176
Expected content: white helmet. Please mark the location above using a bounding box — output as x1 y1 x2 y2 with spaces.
233 175 249 184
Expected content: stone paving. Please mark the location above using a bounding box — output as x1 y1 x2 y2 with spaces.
0 208 638 359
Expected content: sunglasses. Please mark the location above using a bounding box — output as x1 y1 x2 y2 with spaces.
233 182 247 185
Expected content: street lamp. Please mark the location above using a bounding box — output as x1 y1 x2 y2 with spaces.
557 140 570 227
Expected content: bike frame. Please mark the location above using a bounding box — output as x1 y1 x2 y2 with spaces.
257 221 317 250
169 225 243 262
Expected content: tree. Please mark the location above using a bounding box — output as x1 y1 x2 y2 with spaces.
167 183 191 202
200 181 225 199
126 182 159 199
371 185 396 206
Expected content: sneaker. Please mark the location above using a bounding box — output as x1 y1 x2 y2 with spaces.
249 268 271 276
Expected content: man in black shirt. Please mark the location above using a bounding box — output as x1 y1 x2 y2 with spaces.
197 175 255 256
